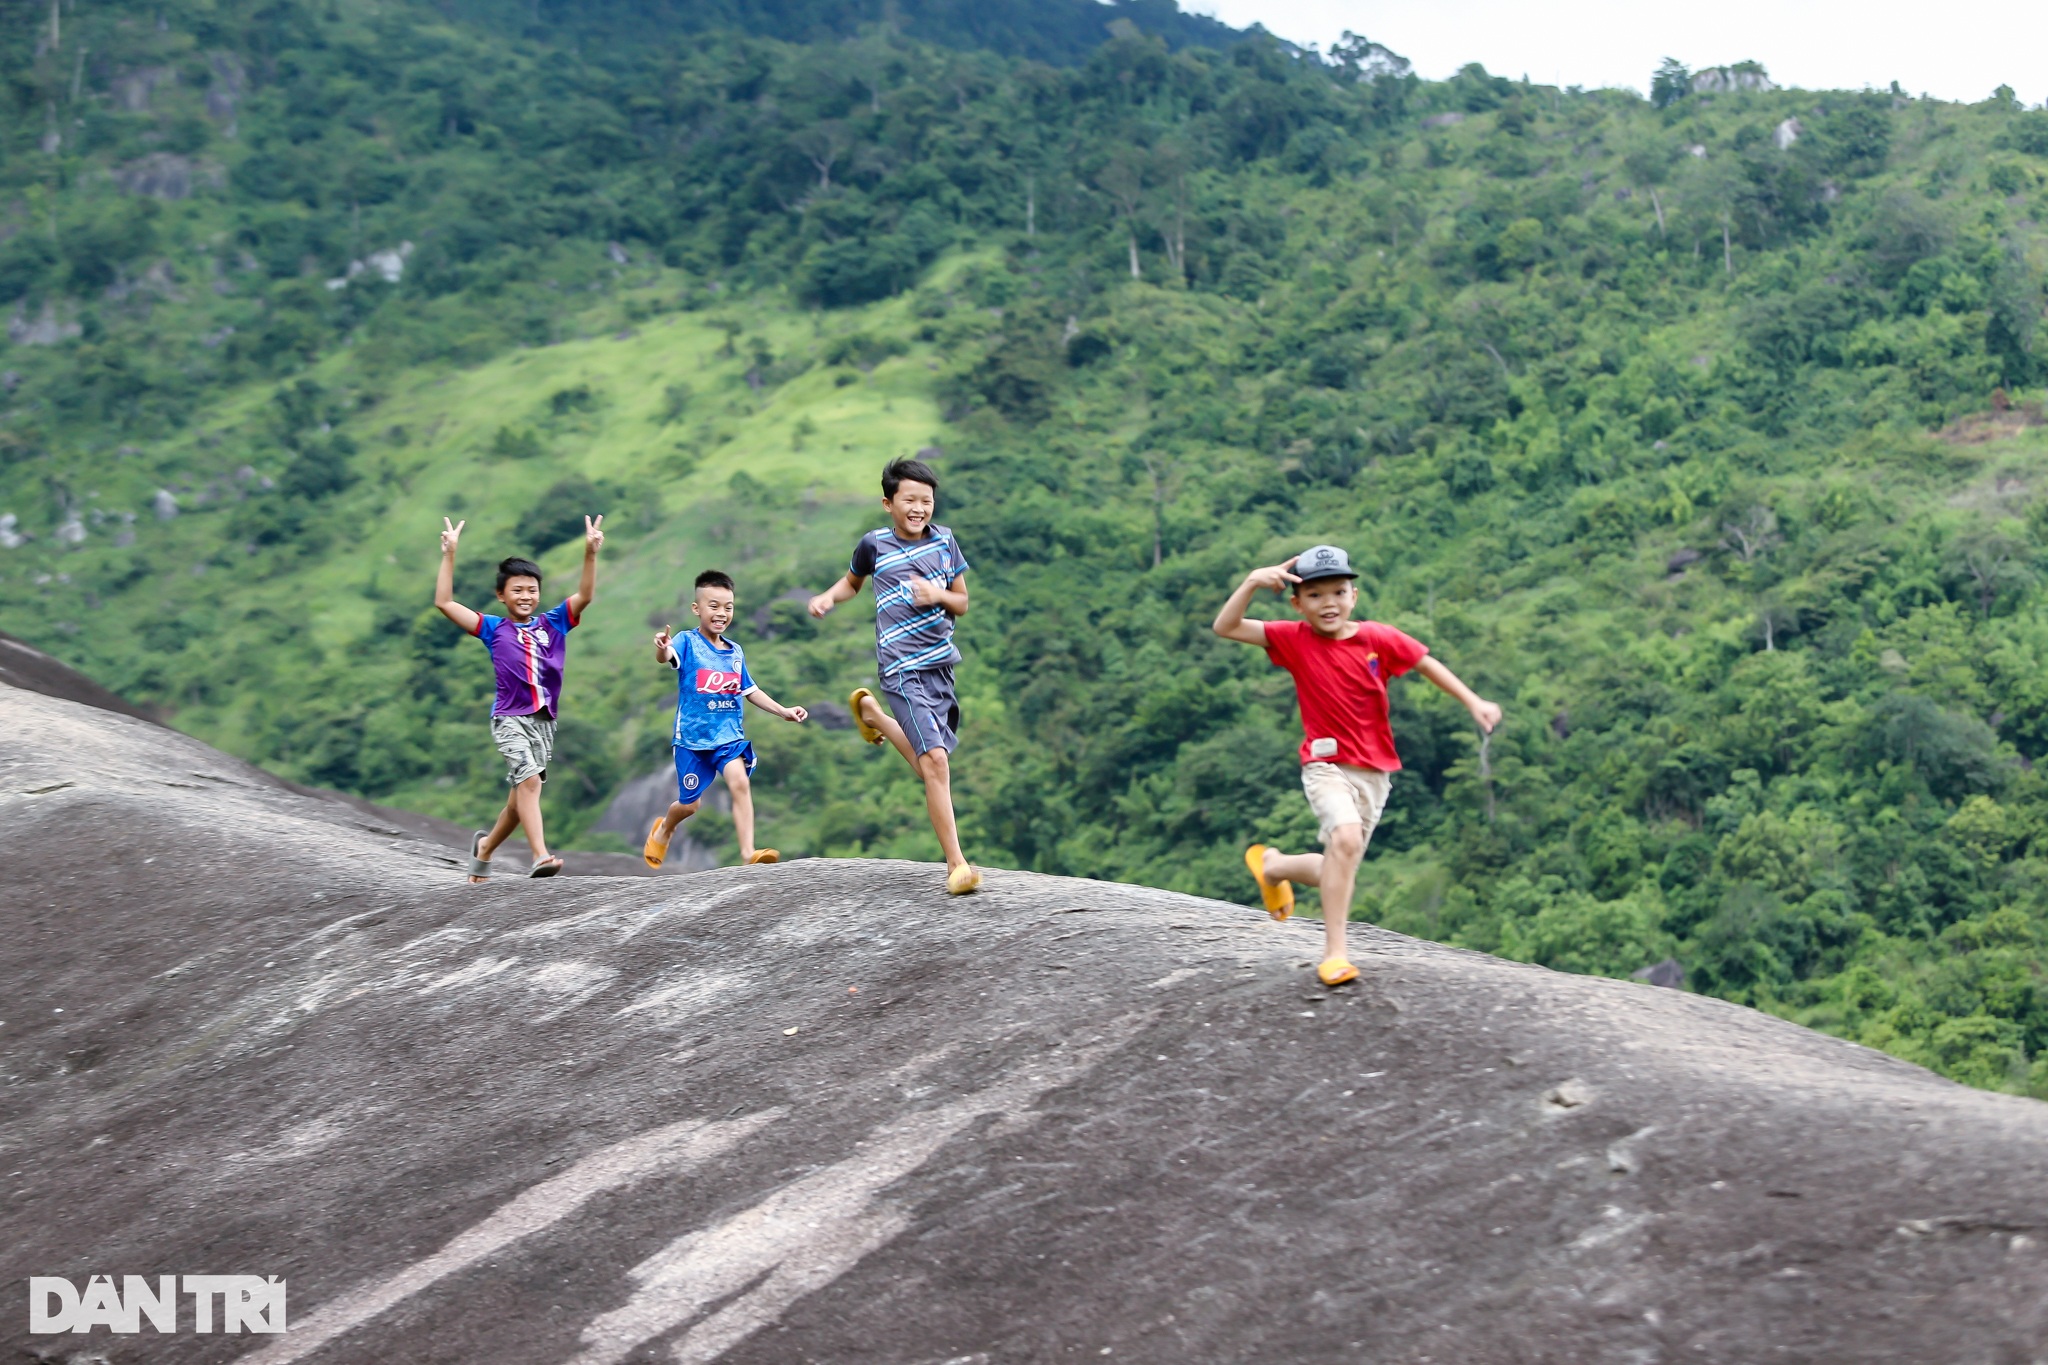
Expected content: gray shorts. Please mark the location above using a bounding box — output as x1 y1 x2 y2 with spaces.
881 664 959 756
491 712 555 786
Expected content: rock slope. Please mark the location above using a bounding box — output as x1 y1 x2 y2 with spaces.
4 679 2047 1363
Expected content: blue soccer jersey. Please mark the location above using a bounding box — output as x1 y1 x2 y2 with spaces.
668 628 756 750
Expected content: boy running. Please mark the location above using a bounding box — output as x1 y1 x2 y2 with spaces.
434 513 605 881
807 456 982 894
643 569 808 869
1213 544 1501 985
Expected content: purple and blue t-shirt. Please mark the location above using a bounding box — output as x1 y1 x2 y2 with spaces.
849 524 970 680
667 628 757 750
474 601 578 718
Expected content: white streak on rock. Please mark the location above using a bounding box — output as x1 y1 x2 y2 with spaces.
234 1110 781 1365
568 1034 1131 1365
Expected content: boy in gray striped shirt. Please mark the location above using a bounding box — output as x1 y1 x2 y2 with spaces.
808 456 982 894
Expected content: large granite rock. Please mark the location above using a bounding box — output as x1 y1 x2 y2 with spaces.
3 680 2046 1363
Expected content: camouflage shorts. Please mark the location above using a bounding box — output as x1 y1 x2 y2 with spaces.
490 713 555 786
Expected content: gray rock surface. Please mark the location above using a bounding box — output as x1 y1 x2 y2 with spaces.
4 681 2048 1362
0 637 675 880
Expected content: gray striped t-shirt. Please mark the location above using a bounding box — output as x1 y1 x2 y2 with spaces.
849 524 971 679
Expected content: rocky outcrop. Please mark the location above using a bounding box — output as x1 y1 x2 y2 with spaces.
1692 63 1775 95
3 680 2047 1362
6 301 81 346
109 153 226 200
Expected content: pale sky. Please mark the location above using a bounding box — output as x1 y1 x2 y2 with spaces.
1184 0 2048 107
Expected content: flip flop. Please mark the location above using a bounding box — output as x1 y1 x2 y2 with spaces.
529 855 565 879
1318 958 1358 987
467 831 492 883
643 817 669 869
849 688 886 745
1244 844 1293 922
947 863 983 895
746 849 780 864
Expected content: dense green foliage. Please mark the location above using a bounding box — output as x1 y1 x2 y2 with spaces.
6 0 2048 1098
444 0 1237 67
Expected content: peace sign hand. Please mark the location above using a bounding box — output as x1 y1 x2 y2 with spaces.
584 514 605 553
1246 556 1302 595
440 517 465 555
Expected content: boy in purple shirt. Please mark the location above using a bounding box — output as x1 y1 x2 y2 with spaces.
434 513 604 880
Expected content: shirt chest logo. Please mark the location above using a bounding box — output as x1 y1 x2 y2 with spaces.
695 668 742 695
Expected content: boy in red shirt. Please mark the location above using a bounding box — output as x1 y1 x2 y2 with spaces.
1213 544 1501 986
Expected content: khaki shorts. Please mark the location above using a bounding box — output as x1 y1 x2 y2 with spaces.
491 713 555 787
1301 762 1392 843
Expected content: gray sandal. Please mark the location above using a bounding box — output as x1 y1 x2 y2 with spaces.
529 855 564 879
467 831 492 882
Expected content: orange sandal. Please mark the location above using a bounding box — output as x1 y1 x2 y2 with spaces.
1318 958 1358 987
746 849 780 864
849 688 886 745
643 817 669 869
1244 845 1294 922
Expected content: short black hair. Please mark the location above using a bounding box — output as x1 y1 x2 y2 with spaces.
694 569 734 594
882 456 938 500
496 557 543 592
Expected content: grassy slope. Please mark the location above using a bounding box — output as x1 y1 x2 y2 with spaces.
102 271 949 839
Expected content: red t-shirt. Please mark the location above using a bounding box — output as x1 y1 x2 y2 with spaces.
1263 619 1429 770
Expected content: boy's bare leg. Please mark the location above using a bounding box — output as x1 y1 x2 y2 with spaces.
1264 823 1366 962
1261 848 1323 884
855 691 969 874
657 799 699 839
722 760 757 861
478 790 524 862
509 775 549 863
916 748 968 872
855 690 920 770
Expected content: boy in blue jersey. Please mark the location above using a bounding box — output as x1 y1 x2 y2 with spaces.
807 456 982 895
643 569 807 868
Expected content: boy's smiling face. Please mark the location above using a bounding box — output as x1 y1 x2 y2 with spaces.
883 479 936 539
692 583 736 638
1291 576 1359 637
497 575 542 622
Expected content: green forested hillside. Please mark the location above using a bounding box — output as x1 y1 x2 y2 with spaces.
5 0 2048 1097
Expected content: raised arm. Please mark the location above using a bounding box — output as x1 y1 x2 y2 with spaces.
1212 558 1301 646
567 515 604 620
807 572 865 618
653 625 676 666
1415 655 1502 734
743 686 808 723
433 517 482 636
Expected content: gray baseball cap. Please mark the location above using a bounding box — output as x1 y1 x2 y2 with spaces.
1294 544 1358 583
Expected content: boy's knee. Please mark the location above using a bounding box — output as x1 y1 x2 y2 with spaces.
1325 823 1366 860
725 770 751 795
515 775 544 796
674 799 702 817
917 748 951 782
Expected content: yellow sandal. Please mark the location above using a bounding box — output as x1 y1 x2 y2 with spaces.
643 817 669 869
1318 958 1358 987
849 688 886 746
1244 844 1294 922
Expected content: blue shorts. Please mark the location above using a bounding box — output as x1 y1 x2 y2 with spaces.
881 664 959 756
674 739 755 804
